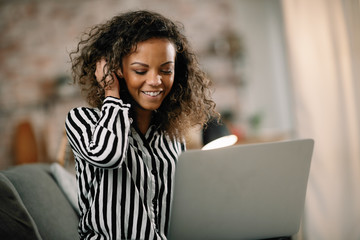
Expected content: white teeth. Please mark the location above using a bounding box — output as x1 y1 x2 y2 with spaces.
143 91 161 97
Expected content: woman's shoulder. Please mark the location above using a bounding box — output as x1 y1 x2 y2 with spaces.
158 130 186 151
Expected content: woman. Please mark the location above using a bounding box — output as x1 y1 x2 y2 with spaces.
66 10 217 240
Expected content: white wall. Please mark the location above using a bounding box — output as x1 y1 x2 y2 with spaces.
231 0 293 136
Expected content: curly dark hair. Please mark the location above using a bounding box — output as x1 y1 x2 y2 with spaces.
70 10 217 139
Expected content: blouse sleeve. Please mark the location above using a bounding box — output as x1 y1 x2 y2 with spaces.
65 97 131 169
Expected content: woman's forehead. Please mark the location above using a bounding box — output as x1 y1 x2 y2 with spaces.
125 38 176 61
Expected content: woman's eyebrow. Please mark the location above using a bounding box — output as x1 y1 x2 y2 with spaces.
130 61 174 67
130 62 148 67
160 61 174 66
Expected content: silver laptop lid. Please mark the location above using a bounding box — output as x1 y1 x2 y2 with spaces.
169 139 314 240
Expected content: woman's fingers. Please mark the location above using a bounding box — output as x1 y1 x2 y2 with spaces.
104 72 121 98
95 58 121 98
95 58 109 87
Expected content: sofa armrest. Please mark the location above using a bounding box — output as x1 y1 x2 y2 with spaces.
1 164 79 240
0 173 42 240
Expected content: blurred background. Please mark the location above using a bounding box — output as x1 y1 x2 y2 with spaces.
0 0 291 168
0 0 359 239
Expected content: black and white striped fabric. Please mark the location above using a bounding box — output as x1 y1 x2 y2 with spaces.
65 97 185 240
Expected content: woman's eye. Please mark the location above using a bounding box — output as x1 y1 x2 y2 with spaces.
161 69 173 75
134 70 146 75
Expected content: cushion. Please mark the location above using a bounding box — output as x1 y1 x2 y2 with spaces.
2 164 79 240
50 163 79 215
0 174 42 240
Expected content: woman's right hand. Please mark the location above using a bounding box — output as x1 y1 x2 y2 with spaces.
95 58 121 99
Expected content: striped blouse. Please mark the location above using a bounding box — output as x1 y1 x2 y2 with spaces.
65 97 185 240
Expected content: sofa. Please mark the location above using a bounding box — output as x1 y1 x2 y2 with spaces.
0 163 79 240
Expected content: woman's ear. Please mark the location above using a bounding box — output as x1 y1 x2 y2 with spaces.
116 69 123 78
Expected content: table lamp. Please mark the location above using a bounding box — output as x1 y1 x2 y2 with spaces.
202 118 238 150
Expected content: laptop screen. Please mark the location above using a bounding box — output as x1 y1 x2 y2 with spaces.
169 139 314 240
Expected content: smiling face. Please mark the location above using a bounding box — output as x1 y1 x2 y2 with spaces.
119 38 176 115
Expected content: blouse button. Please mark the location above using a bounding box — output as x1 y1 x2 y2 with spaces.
151 169 157 175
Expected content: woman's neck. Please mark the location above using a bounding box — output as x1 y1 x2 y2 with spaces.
135 108 153 135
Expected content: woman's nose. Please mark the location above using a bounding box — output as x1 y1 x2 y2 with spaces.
147 73 162 86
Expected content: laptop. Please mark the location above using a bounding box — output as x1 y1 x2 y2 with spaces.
168 139 314 240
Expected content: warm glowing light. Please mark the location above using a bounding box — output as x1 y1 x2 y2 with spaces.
201 135 238 150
